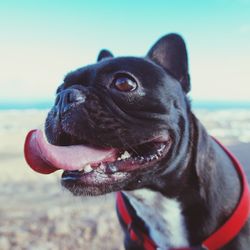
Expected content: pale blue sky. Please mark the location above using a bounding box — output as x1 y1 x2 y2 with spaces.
0 0 250 102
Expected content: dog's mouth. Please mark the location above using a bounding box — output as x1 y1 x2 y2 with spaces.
24 130 171 195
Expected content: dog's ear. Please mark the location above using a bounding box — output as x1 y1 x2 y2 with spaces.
97 49 114 62
147 33 190 93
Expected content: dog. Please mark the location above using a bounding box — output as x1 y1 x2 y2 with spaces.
24 33 250 249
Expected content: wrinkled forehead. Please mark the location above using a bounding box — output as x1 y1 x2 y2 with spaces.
97 57 164 75
64 57 166 84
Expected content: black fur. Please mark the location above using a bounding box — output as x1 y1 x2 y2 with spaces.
45 33 250 249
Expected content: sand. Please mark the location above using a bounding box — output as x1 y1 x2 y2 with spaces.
0 109 249 250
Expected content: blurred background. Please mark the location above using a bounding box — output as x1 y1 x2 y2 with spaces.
0 0 249 249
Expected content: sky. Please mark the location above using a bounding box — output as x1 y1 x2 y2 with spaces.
0 0 250 102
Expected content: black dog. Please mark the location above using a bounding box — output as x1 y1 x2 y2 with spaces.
25 33 250 249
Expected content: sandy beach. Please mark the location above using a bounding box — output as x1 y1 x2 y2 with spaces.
0 109 250 250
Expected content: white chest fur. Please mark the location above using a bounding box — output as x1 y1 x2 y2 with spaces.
124 189 189 249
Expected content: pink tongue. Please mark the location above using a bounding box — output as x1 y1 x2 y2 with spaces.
24 129 118 174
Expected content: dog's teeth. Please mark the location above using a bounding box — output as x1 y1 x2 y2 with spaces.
157 151 163 157
84 164 93 173
139 157 145 163
120 151 131 160
151 155 158 160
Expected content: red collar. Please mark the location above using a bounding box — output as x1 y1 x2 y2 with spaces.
116 138 250 250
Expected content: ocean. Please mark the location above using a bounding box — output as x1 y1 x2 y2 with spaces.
0 100 250 110
0 100 54 110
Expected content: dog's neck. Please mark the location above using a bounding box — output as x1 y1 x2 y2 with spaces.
180 114 241 245
124 113 242 248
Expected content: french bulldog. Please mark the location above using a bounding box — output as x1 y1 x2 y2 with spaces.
24 33 250 249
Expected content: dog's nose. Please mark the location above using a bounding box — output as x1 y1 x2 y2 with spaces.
55 89 85 115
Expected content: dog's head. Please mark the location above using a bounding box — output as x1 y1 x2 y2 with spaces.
25 33 192 195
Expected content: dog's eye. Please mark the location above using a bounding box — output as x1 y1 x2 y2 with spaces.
113 76 137 92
